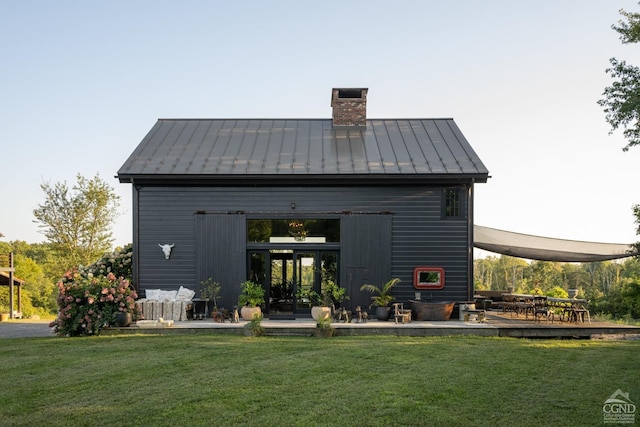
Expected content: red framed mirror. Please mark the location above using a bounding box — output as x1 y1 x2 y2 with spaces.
413 267 445 290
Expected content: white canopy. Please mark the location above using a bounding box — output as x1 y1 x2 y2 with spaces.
474 225 637 262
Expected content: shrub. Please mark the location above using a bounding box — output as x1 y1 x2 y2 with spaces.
49 269 139 337
83 244 133 284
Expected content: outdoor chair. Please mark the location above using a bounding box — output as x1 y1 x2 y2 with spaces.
533 296 553 323
393 303 411 324
499 294 518 316
570 302 591 324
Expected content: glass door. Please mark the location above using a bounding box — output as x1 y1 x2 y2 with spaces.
294 252 317 312
248 249 339 318
269 251 295 317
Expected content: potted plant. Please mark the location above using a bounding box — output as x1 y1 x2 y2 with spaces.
0 305 9 322
360 278 400 321
297 287 328 320
315 315 335 337
238 280 265 321
200 277 222 314
297 280 348 320
244 311 264 337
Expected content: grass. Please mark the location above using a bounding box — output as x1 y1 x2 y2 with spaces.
1 335 638 426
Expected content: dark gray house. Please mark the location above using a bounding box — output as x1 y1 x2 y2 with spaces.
117 88 489 318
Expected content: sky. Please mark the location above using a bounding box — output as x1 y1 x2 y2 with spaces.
2 0 640 255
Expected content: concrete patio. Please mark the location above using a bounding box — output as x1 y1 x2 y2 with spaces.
100 311 640 339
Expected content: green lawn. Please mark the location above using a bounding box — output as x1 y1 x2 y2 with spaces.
1 335 638 426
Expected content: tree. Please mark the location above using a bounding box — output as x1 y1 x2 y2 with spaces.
33 174 120 269
598 5 640 151
599 5 640 256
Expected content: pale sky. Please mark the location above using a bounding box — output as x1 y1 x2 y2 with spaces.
2 0 639 252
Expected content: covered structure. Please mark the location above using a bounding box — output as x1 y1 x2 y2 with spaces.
0 253 23 318
474 225 637 262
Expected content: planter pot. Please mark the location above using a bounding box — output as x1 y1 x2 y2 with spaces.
115 312 132 327
315 327 335 337
0 313 9 322
311 306 331 321
375 306 392 321
568 289 578 299
240 306 262 321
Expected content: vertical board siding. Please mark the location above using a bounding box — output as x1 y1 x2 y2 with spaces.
196 214 246 308
340 214 392 309
135 185 471 303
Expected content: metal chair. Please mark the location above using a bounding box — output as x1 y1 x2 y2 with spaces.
570 301 591 324
533 296 553 323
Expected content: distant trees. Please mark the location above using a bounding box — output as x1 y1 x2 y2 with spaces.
33 174 120 271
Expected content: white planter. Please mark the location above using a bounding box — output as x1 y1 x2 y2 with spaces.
240 306 262 321
311 306 331 321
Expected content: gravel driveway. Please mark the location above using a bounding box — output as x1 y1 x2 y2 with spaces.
0 321 54 338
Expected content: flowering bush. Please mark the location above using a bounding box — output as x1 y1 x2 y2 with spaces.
49 269 139 337
84 244 133 284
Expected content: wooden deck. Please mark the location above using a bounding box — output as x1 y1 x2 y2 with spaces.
102 311 640 339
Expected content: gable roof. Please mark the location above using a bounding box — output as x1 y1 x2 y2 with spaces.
117 118 489 184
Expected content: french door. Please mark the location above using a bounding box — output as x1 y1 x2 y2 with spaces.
248 249 338 318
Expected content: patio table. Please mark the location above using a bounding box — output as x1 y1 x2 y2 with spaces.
547 297 590 323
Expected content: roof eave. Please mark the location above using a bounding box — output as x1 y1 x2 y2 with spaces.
117 173 489 186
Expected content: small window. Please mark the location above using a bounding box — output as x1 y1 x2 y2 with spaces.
444 188 462 218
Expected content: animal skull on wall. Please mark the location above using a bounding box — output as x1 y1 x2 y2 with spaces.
158 243 174 259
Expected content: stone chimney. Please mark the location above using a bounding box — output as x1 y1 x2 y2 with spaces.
331 88 368 127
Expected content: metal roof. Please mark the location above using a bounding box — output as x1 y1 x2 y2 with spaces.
117 119 489 183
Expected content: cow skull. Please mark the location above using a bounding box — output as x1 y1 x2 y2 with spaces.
158 243 174 259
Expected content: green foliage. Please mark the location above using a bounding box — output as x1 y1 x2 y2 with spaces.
591 277 640 319
33 173 120 269
297 280 348 307
545 286 569 299
237 281 265 307
360 277 399 308
83 244 133 284
200 277 221 307
315 315 335 337
599 5 640 151
48 269 139 337
244 311 264 336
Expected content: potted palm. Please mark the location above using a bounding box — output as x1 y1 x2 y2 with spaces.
238 280 265 321
360 278 400 321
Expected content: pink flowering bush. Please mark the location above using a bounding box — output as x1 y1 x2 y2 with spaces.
85 244 132 283
49 269 139 337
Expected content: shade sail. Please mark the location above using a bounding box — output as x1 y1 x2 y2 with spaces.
474 225 637 262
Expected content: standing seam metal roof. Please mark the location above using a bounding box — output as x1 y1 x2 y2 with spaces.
117 119 489 181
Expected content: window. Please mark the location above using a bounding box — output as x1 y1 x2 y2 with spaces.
247 219 340 243
444 188 462 218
